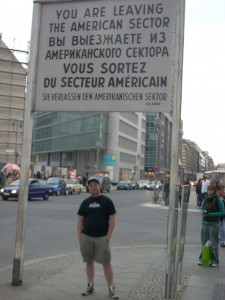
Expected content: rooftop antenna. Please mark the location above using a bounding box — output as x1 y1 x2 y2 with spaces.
13 37 15 50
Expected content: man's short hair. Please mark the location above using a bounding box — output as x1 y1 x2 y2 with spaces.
217 184 225 190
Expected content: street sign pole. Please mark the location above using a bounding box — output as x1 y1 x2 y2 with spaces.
12 2 41 285
165 0 186 298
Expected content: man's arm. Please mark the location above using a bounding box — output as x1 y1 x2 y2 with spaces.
106 214 116 240
77 215 84 239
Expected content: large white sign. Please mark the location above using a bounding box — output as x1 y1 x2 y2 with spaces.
34 0 176 112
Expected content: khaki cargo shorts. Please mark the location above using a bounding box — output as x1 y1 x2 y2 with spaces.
79 233 111 264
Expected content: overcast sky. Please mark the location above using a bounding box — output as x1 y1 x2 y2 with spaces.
0 0 225 165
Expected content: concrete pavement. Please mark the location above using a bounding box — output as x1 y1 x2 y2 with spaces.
1 190 225 299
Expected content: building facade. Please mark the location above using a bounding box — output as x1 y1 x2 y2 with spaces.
181 139 215 181
0 37 27 166
32 112 146 183
181 139 199 180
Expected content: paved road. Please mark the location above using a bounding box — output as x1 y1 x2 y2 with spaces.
0 188 200 270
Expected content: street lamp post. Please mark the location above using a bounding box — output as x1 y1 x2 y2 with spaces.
137 154 140 181
12 118 23 164
152 118 161 203
96 141 101 173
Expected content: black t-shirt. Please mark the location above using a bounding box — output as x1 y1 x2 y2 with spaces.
77 195 116 237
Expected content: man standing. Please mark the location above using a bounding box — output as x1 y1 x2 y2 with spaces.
163 178 170 206
77 177 119 299
195 178 202 208
201 175 209 205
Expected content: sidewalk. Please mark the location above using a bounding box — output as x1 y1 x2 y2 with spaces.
1 191 225 299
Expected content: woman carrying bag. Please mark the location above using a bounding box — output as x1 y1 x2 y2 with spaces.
198 185 224 267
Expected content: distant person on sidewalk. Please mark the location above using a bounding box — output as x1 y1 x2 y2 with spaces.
196 178 202 208
198 185 224 267
201 175 209 205
218 185 225 247
178 179 191 207
163 178 170 206
0 171 3 188
77 177 119 299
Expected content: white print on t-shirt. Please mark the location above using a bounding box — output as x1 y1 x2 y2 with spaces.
89 202 100 208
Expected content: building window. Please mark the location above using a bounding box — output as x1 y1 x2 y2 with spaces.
119 136 137 152
52 152 59 162
66 152 75 161
85 151 92 161
39 153 48 162
142 119 146 129
120 112 138 124
119 120 137 138
120 152 136 164
119 168 133 181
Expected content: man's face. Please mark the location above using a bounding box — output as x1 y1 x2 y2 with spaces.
218 188 225 197
88 181 101 196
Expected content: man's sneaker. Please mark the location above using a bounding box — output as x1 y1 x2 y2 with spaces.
211 263 218 267
198 260 202 265
108 287 119 299
82 283 94 296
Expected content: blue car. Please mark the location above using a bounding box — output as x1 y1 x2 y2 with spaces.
47 177 68 196
0 178 50 201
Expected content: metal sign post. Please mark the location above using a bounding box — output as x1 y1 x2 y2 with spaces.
12 2 41 285
165 0 185 298
174 185 189 292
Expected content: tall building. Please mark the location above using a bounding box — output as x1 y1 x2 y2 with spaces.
145 112 172 180
32 112 146 183
0 36 27 166
180 139 215 180
181 139 199 180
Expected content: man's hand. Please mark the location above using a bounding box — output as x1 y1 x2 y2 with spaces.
203 210 208 217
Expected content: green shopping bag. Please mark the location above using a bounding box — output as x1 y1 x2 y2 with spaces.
202 243 212 267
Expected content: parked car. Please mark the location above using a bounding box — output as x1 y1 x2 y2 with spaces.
117 181 132 190
130 180 140 190
0 178 50 201
65 178 83 194
147 180 162 191
74 179 85 192
86 176 111 193
47 177 68 196
140 180 151 189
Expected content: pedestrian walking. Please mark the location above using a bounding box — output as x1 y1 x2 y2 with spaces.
198 185 224 267
200 175 209 205
0 171 3 188
196 178 202 208
163 178 170 206
77 177 119 299
218 185 225 247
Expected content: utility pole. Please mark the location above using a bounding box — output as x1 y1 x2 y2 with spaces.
96 142 101 173
12 2 40 285
137 154 140 181
165 0 186 298
12 118 23 164
153 117 160 202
